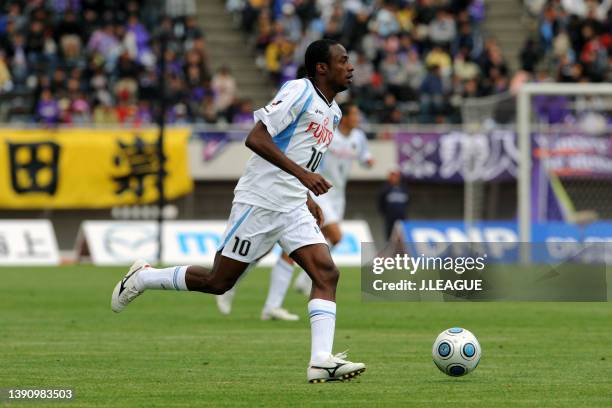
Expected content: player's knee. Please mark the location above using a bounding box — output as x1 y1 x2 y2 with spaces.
327 268 340 288
314 260 339 288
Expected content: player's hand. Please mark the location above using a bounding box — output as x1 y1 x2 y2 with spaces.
366 158 375 168
306 195 324 227
299 171 332 196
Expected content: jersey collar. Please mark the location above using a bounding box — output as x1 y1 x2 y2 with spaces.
308 78 333 108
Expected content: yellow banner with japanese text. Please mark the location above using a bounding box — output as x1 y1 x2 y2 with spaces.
0 128 193 209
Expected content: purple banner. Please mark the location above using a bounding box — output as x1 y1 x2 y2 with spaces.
397 130 518 182
195 130 247 161
397 131 612 182
534 133 612 178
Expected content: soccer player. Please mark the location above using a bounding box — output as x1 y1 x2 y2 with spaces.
111 39 366 383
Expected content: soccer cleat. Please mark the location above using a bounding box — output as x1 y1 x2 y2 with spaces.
261 307 300 321
111 259 150 313
307 351 366 383
215 286 236 315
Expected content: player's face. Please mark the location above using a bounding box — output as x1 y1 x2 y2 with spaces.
326 44 353 92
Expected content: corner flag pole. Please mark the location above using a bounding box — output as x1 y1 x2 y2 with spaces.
156 32 168 265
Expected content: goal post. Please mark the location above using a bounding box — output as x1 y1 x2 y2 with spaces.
517 82 612 246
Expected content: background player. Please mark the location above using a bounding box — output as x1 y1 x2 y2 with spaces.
290 101 374 298
110 39 366 383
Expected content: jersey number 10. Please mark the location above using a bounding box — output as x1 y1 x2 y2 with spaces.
232 237 251 256
306 147 323 172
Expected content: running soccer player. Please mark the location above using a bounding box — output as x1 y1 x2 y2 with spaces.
111 39 366 383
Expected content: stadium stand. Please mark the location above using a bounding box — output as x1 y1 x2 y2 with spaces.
521 0 610 84
0 0 608 126
229 0 514 124
0 0 214 125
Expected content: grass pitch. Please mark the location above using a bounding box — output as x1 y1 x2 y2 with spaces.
1 266 611 407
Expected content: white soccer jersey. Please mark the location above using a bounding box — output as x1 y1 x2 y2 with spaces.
318 127 371 201
234 78 342 212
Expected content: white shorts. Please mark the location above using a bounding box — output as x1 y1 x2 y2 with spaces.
312 192 345 227
218 202 328 263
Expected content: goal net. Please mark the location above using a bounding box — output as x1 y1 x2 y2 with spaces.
517 82 612 243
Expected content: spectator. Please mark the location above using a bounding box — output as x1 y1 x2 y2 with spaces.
405 49 426 94
211 65 237 120
425 45 452 76
279 3 302 43
520 38 541 72
184 16 203 41
232 98 255 125
36 88 60 124
9 33 28 88
202 93 218 123
429 9 457 46
419 65 446 123
371 1 401 37
265 33 294 83
125 14 152 66
93 98 118 124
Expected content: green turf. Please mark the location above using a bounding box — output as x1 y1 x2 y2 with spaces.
1 266 611 407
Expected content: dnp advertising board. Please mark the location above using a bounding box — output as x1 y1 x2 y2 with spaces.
397 220 612 263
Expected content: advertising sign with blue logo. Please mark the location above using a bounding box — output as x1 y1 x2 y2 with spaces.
81 220 372 266
166 220 373 267
397 221 612 263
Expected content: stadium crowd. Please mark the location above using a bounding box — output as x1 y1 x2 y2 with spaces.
521 0 611 82
0 0 609 125
233 0 504 124
0 0 216 125
519 0 611 127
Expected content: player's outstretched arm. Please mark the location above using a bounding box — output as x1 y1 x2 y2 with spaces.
245 121 332 196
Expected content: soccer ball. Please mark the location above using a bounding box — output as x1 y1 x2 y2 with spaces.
432 327 481 377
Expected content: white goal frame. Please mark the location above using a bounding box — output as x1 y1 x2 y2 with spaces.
517 82 612 244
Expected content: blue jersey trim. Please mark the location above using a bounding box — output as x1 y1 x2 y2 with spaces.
273 92 313 152
279 80 291 92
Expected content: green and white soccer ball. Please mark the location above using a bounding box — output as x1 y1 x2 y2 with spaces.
432 327 481 377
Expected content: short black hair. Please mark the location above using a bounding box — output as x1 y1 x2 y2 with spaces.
339 101 355 116
304 39 340 78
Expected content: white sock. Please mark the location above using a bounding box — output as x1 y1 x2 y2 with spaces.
294 270 312 291
308 298 336 362
263 258 294 311
137 266 189 291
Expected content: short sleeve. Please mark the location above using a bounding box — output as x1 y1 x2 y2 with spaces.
253 79 310 137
